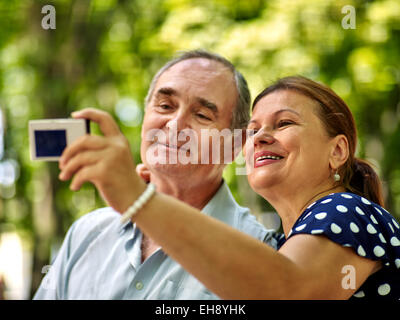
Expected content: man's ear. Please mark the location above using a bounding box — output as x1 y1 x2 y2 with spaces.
329 134 349 170
136 163 151 183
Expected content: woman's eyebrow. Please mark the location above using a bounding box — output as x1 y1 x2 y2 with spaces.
274 108 301 117
247 108 301 125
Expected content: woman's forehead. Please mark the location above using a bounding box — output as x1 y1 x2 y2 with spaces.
251 90 318 118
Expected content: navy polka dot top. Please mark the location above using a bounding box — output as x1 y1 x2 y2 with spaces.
277 192 400 300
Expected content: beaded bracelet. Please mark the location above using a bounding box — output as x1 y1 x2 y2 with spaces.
120 183 156 224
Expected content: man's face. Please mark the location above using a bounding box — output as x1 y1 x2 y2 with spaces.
140 58 238 180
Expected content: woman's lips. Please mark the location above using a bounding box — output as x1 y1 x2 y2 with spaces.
253 151 284 168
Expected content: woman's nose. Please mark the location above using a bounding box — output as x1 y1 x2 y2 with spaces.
253 128 275 145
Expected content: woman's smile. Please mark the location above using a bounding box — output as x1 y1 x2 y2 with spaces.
254 150 284 168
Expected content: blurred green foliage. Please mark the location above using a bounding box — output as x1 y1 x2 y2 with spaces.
0 0 399 297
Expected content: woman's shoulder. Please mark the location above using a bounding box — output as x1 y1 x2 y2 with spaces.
289 192 400 261
287 192 400 300
307 192 386 212
299 192 396 227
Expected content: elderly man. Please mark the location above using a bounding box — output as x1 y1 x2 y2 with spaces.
34 50 277 299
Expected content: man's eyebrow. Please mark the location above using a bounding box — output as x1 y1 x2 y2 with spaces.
196 97 218 114
154 88 218 114
155 87 178 98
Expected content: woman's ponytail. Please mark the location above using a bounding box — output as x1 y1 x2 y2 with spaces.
346 158 385 207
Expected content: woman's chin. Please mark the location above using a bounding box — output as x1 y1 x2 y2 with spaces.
247 172 279 194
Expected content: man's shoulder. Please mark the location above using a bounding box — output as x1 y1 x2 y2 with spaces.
75 206 120 226
68 207 122 243
228 195 281 249
235 206 268 237
208 182 275 243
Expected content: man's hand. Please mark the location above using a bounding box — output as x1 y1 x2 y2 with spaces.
58 108 146 213
136 163 151 183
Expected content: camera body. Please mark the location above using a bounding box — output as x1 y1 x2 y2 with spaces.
29 119 90 161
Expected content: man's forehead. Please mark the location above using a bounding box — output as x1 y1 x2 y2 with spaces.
155 59 234 96
161 58 233 82
170 57 227 71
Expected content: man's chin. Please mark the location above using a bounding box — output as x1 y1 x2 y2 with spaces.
147 162 199 177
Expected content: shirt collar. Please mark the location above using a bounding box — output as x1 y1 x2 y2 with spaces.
119 218 133 234
201 180 239 227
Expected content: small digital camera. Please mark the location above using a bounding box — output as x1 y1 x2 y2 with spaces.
29 118 90 161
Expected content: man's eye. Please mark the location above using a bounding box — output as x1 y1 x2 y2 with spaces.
156 104 173 111
196 113 211 121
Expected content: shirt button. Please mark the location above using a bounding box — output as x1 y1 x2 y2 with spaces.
135 281 144 290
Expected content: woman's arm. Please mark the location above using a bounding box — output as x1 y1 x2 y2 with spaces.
135 191 380 299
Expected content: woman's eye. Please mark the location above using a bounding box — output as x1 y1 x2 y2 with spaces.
277 120 294 127
247 129 258 136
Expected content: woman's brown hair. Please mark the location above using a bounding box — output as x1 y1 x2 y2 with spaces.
252 76 385 207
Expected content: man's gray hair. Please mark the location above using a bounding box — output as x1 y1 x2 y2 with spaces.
144 50 251 130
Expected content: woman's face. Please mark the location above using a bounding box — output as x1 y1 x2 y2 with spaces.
245 90 335 196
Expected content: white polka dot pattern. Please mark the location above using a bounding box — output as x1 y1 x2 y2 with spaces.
377 284 391 296
336 205 348 213
331 223 342 234
350 222 359 233
286 192 400 300
315 212 327 220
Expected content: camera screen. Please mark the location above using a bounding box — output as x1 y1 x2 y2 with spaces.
34 130 67 157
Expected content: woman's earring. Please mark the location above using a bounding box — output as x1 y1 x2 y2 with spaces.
334 170 341 182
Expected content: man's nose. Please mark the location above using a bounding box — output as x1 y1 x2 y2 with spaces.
166 111 191 132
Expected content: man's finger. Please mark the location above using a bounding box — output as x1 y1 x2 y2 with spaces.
59 150 101 181
59 135 107 169
69 164 98 191
72 108 121 137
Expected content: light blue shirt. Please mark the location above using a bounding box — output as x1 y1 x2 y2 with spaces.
34 181 278 300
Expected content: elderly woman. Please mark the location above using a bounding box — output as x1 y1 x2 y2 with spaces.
61 76 400 299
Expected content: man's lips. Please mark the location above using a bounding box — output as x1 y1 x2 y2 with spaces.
157 142 190 152
253 151 284 168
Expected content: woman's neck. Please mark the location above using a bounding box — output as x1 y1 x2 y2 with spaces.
262 184 346 237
